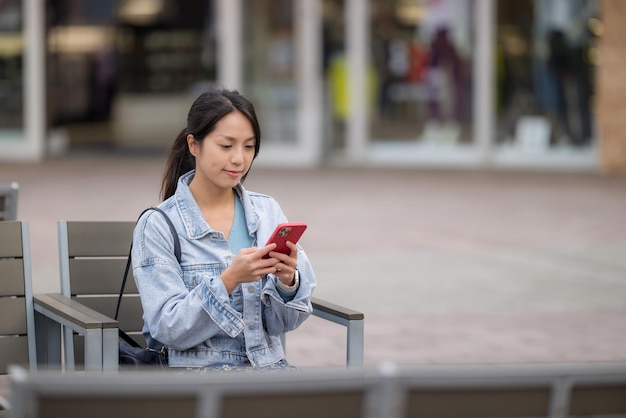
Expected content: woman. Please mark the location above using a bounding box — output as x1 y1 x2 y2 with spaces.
132 87 316 370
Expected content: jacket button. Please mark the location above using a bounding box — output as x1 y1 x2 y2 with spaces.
247 285 255 293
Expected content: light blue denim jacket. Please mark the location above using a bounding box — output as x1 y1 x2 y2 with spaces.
131 170 316 368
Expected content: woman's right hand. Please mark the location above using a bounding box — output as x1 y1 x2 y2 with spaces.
220 244 278 294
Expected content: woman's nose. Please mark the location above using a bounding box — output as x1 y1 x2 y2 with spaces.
231 147 244 164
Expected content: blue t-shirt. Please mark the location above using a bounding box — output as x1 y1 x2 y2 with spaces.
228 196 296 302
228 199 296 300
228 196 253 253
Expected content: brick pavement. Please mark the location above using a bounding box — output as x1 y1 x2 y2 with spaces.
1 154 626 375
286 309 626 368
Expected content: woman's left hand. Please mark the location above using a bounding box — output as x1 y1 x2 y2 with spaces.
269 241 298 286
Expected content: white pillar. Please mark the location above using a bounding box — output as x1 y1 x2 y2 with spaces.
1 0 46 161
25 0 46 160
296 0 323 166
473 0 495 165
345 0 368 163
216 0 242 90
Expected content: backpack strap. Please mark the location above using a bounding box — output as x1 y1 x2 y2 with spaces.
115 207 181 320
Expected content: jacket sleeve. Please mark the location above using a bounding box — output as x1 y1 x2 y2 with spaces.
261 246 316 335
255 197 317 335
132 211 245 351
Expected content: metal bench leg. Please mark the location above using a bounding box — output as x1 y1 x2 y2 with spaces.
347 319 364 366
83 328 103 370
34 311 62 367
63 327 76 370
102 327 119 370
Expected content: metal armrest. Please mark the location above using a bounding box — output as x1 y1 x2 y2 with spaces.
311 297 364 366
0 395 9 413
33 294 119 371
34 294 116 329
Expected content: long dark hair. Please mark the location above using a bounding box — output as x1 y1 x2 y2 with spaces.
160 88 261 201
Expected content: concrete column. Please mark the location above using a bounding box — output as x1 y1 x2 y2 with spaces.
345 0 368 163
597 0 626 174
296 0 323 166
216 0 242 90
2 0 46 161
473 0 495 165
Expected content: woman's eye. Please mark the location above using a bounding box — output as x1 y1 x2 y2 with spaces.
220 145 232 149
245 145 256 149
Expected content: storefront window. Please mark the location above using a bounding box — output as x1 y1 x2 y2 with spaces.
369 0 474 145
496 0 599 153
242 0 297 145
0 0 23 130
115 1 211 94
46 0 216 149
322 0 346 153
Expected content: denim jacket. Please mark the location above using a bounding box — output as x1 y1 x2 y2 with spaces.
131 170 316 368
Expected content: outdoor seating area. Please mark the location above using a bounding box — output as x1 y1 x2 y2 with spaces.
0 220 129 416
3 217 626 417
0 218 364 416
56 220 364 370
0 221 110 417
2 164 626 417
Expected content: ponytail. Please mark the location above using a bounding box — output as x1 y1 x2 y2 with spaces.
160 128 195 201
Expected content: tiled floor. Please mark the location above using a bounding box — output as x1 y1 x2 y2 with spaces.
2 154 626 372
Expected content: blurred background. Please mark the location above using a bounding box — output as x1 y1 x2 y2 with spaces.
2 0 625 172
1 0 626 368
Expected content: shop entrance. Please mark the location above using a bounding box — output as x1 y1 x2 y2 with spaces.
46 0 216 152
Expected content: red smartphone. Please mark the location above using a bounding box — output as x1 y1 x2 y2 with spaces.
262 222 307 258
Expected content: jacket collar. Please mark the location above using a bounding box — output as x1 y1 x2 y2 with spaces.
175 170 260 240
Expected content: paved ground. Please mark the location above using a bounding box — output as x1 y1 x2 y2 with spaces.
2 153 626 373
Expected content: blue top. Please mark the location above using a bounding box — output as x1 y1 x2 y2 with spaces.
228 195 254 254
229 195 296 303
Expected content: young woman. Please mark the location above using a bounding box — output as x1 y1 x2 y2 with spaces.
131 87 316 370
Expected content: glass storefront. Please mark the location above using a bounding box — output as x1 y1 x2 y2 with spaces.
242 0 298 145
317 0 599 168
46 0 216 149
115 2 213 94
0 0 605 169
321 0 477 164
321 0 346 154
0 0 23 131
495 0 599 155
368 0 474 146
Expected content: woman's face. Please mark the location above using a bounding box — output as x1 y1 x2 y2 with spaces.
188 111 256 192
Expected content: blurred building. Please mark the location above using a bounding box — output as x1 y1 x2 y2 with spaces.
1 0 624 173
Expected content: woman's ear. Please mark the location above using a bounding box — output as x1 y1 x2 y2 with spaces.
187 134 198 156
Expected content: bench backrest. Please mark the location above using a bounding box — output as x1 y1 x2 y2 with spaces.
9 366 378 418
0 221 36 374
399 363 626 417
568 377 626 416
58 221 143 366
8 363 626 418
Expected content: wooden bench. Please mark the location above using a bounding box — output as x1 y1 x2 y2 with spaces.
8 362 626 418
0 221 109 417
395 362 626 417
